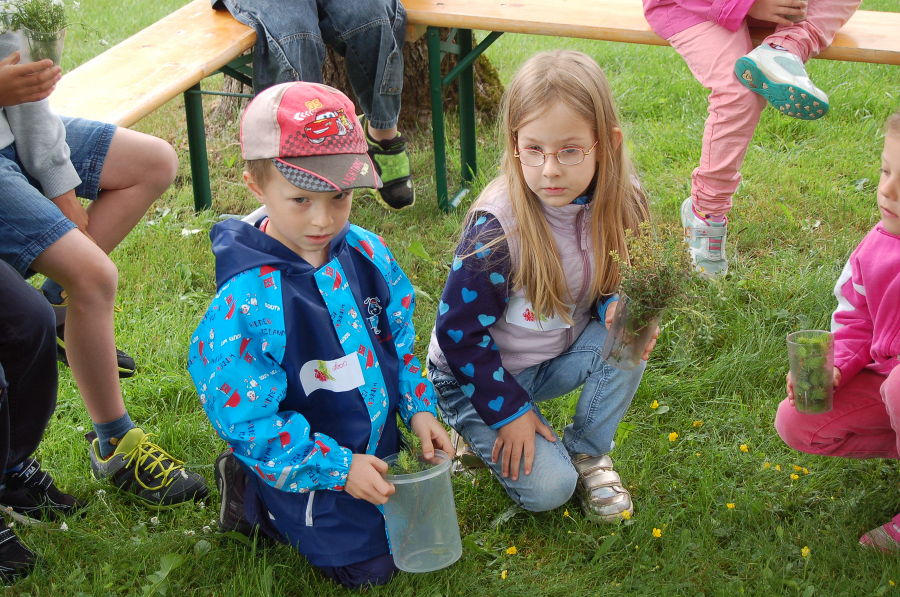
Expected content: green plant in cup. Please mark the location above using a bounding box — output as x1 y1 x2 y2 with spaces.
788 330 834 414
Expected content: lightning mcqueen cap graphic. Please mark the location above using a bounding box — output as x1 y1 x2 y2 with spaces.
239 81 380 192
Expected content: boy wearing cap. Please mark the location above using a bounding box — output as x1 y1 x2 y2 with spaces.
187 81 453 589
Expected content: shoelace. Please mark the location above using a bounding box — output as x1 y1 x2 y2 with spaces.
122 435 184 491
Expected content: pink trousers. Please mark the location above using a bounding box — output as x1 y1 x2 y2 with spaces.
775 367 900 459
667 0 859 219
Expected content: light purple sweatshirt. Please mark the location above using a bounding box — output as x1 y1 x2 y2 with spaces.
831 222 900 381
643 0 757 39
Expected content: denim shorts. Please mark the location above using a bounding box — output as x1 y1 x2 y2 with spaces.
0 117 115 277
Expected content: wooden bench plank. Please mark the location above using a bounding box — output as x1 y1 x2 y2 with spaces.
49 0 254 126
404 0 900 66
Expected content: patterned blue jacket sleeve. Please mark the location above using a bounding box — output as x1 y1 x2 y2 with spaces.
434 213 533 429
187 269 352 493
352 229 437 427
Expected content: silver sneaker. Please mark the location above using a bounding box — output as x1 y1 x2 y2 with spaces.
572 454 633 522
681 197 728 278
734 43 829 120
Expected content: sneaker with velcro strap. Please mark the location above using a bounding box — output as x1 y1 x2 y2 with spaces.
0 519 34 585
734 43 829 120
360 115 415 210
681 197 728 278
87 427 209 508
0 458 82 523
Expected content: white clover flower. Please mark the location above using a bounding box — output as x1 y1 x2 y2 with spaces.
59 522 69 531
202 525 212 533
183 530 196 536
95 488 106 496
150 516 160 525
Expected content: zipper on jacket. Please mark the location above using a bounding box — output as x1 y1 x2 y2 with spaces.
305 490 316 526
569 206 591 345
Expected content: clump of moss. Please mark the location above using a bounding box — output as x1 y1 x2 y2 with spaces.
387 433 429 475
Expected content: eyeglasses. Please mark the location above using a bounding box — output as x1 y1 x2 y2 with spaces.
514 140 598 167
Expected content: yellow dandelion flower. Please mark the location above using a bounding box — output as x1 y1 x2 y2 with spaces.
668 432 679 442
763 462 772 469
421 368 428 378
889 580 895 587
792 465 803 472
800 546 810 558
621 510 632 520
802 467 810 475
506 546 518 555
790 473 800 480
501 569 508 580
692 420 704 427
775 464 782 471
563 509 570 518
739 444 749 453
652 528 662 538
650 399 660 409
726 503 736 509
695 451 702 456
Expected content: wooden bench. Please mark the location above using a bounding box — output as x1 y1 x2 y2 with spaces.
50 0 900 212
49 0 255 211
403 0 900 210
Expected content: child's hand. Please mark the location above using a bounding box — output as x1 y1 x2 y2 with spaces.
492 410 556 481
410 412 455 462
747 0 807 25
786 367 841 406
0 53 60 106
605 301 660 361
51 190 94 244
345 454 395 505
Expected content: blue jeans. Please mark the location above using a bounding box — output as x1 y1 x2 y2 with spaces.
0 117 115 277
429 320 646 512
222 0 406 129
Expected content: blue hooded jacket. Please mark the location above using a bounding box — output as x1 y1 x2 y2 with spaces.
187 217 436 567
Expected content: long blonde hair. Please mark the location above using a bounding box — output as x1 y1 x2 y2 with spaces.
468 50 647 322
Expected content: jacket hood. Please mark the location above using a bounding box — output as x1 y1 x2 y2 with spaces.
210 218 349 289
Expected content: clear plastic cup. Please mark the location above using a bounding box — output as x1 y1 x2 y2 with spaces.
601 297 661 370
787 330 834 414
383 449 462 573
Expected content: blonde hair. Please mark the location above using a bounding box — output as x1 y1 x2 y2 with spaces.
886 109 900 137
245 158 275 187
468 50 647 322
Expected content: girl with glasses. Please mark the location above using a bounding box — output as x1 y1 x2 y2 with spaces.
427 50 654 521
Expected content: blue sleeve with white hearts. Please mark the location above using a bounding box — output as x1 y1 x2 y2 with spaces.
435 213 533 429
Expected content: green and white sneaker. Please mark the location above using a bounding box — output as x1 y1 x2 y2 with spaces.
734 43 829 120
360 115 415 209
681 198 728 278
87 427 208 508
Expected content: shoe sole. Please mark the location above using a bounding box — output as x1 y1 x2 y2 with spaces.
215 454 229 531
734 58 828 120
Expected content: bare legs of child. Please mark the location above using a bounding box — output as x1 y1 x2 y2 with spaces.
774 366 900 551
30 125 208 506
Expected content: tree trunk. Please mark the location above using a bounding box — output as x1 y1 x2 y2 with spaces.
210 31 503 133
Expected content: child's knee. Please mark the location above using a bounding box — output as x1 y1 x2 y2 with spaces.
144 136 178 190
64 256 118 305
774 398 815 453
882 367 900 405
514 467 577 512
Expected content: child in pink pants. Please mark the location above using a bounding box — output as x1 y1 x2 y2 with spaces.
775 109 900 551
643 0 859 277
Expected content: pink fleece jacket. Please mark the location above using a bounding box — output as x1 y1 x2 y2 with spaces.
643 0 757 39
831 223 900 381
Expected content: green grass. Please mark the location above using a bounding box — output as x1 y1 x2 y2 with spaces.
10 1 900 595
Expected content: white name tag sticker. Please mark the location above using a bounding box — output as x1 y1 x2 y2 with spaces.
505 296 572 331
299 354 365 395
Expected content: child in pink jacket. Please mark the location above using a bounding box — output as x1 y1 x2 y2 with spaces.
775 109 900 552
643 0 859 277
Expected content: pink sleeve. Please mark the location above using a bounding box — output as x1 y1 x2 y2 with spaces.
708 0 755 30
831 254 873 382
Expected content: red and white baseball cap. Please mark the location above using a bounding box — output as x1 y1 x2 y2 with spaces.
240 81 380 192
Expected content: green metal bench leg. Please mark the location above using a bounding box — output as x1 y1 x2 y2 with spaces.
457 28 476 186
184 83 212 212
427 26 451 212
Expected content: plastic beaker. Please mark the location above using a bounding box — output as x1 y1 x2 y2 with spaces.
383 449 462 573
787 330 834 414
601 297 661 370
